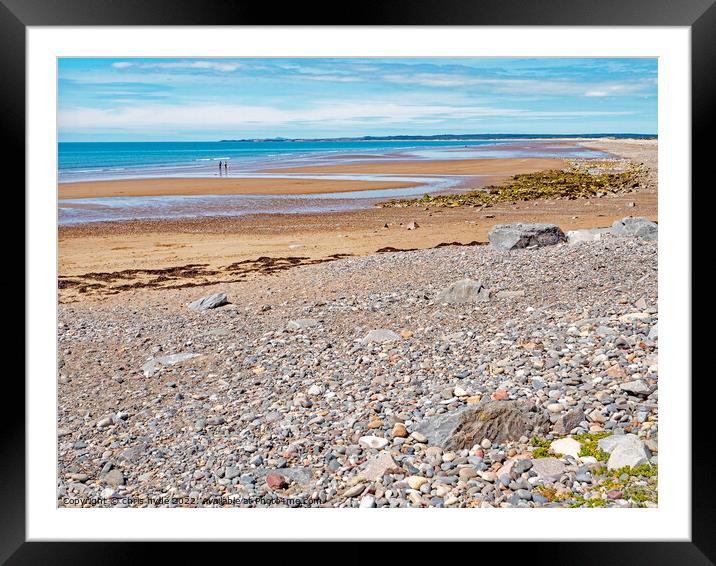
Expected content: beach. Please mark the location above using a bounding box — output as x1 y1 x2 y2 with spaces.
58 139 656 300
57 137 659 509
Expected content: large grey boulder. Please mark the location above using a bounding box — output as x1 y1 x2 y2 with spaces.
598 434 651 470
414 400 547 451
435 279 491 304
188 292 228 311
611 217 658 240
488 223 566 251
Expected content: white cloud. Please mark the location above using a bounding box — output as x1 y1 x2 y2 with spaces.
111 60 243 72
105 61 654 98
59 101 632 132
381 73 654 97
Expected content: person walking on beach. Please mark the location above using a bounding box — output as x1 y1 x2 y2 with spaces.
218 160 223 175
224 160 228 173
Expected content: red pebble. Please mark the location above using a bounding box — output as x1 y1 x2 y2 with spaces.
266 473 287 490
491 390 508 401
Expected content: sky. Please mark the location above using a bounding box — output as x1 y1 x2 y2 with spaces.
58 57 657 141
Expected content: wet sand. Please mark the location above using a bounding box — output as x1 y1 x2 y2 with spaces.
267 157 565 176
59 177 420 200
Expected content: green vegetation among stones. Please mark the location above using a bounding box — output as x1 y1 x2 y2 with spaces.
603 463 658 480
623 484 658 504
574 432 612 462
530 437 551 458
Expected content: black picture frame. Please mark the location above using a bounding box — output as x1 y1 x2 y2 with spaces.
6 0 711 562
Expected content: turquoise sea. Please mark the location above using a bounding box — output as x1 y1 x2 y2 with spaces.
57 138 617 183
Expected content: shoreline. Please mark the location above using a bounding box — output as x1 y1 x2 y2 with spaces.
58 138 657 303
57 156 565 200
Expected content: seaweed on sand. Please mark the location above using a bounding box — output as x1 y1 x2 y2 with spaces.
380 161 648 209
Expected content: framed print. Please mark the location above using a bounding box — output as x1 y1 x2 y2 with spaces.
7 0 712 562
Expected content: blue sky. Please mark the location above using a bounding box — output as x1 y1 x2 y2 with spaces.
58 58 657 141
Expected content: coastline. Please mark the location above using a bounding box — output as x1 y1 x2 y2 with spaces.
58 138 657 302
57 156 565 200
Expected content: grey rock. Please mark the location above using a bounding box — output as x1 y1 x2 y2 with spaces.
188 292 228 311
516 489 533 500
287 318 319 331
103 469 125 486
620 380 651 396
552 408 585 436
361 452 400 481
414 400 546 451
158 353 199 365
436 279 491 304
648 323 658 341
489 223 567 251
575 467 593 483
566 228 610 244
611 217 658 240
119 444 146 463
598 434 651 470
529 458 566 481
142 352 200 377
361 329 401 345
239 474 256 485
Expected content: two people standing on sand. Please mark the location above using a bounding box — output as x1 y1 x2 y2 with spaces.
218 160 229 175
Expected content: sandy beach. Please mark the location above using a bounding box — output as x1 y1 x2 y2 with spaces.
58 156 565 200
58 177 420 200
58 139 657 302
